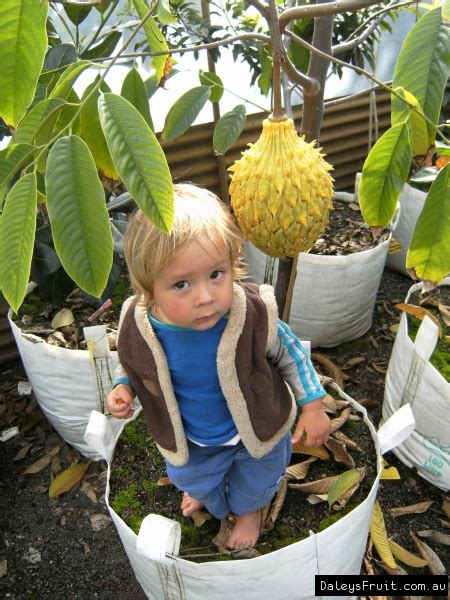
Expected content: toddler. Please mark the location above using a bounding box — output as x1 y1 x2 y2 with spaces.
106 184 331 549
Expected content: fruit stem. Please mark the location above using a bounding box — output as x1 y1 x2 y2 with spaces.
268 0 284 118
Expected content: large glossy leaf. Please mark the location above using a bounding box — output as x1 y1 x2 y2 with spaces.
161 86 211 142
121 68 153 130
14 99 66 145
391 88 428 157
392 7 450 144
0 144 36 203
44 44 78 71
48 462 90 498
157 0 177 25
81 31 122 61
0 173 37 311
0 0 48 127
407 163 450 283
45 136 113 297
213 105 246 155
132 1 175 83
80 81 118 180
49 60 94 100
199 71 224 103
98 93 173 232
359 123 411 227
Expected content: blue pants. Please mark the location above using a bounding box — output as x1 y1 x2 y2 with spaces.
165 433 292 520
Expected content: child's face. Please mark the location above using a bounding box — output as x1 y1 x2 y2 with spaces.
151 236 234 330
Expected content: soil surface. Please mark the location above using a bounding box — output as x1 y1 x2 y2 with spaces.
1 265 449 599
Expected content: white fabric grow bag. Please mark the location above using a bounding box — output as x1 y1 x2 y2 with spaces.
382 278 450 491
245 232 390 348
85 384 414 600
9 316 118 459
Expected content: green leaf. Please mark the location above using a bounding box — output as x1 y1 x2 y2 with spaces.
0 143 36 197
49 60 95 100
0 0 48 127
391 88 428 157
48 462 90 498
80 80 118 180
436 141 450 157
407 163 450 283
0 173 37 311
81 31 122 61
161 86 211 142
157 0 177 25
44 44 77 71
121 68 153 130
359 123 412 227
199 71 224 103
132 1 175 83
64 4 92 26
258 45 273 96
98 93 173 233
213 105 247 155
45 136 113 297
327 469 361 509
14 99 66 144
392 7 450 144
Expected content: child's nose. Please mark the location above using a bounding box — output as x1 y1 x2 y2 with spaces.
196 284 214 305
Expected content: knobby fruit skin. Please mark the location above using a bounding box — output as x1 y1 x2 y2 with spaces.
229 115 334 258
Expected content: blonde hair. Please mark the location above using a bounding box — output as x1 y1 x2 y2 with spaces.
124 183 248 305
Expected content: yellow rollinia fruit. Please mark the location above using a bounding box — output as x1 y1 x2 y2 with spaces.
229 115 334 258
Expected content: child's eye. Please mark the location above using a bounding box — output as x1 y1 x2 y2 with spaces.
174 280 189 290
210 270 224 281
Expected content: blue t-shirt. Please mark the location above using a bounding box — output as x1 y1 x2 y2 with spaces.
149 314 238 445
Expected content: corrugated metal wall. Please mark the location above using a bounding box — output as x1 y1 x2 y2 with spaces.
161 87 391 200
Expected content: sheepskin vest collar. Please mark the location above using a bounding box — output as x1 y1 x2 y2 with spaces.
117 282 297 466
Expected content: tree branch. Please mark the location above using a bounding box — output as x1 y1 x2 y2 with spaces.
332 11 386 55
284 28 448 142
280 49 320 95
279 0 384 32
268 0 284 116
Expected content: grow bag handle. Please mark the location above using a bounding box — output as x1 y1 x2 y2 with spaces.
84 410 115 463
377 403 415 455
136 514 181 563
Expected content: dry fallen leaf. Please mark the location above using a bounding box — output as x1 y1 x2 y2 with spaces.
212 517 234 553
311 353 347 389
23 445 61 475
291 439 329 460
157 476 172 486
332 430 360 452
81 480 98 504
325 437 355 468
388 539 428 567
390 501 433 518
48 462 90 498
438 303 450 326
265 477 288 530
370 501 397 569
417 530 450 546
410 531 447 575
442 497 450 519
51 308 74 329
0 559 7 578
380 459 401 480
329 408 351 434
14 442 34 461
191 510 212 528
285 457 317 480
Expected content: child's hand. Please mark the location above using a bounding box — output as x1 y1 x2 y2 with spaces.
106 384 134 419
292 397 331 447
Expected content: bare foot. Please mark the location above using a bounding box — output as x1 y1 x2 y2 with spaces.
181 492 204 517
227 511 261 549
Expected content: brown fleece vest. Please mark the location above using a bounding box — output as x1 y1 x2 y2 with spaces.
117 283 297 466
